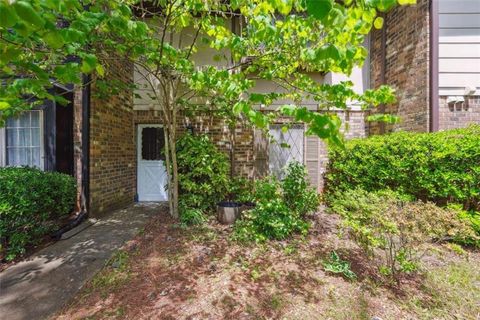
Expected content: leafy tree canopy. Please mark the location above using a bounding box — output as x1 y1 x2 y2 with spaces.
0 0 414 142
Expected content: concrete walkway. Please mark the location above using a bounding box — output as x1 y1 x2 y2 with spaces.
0 202 164 320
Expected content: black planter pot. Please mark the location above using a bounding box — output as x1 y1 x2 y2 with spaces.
217 201 241 224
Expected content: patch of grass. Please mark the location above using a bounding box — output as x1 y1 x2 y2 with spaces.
324 289 370 320
263 292 285 311
250 266 262 281
185 225 218 243
89 250 131 295
283 242 299 256
407 261 480 319
443 243 467 256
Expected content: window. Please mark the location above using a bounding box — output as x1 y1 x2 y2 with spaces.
0 111 44 169
141 126 165 161
268 124 304 179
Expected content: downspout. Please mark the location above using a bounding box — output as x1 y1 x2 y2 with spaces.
429 0 439 132
379 12 387 134
81 73 91 213
51 74 90 239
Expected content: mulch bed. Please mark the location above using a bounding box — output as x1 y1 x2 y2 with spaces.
55 206 479 320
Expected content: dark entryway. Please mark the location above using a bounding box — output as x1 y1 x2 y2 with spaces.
55 89 74 176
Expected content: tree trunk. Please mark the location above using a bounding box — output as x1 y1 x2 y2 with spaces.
163 125 175 217
169 135 179 218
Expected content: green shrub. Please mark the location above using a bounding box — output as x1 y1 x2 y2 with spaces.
176 133 230 212
282 161 319 216
0 167 76 260
325 125 480 210
447 204 480 247
179 206 207 226
229 176 255 204
328 188 477 280
234 162 318 242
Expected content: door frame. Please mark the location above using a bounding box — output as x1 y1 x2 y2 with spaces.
136 123 167 201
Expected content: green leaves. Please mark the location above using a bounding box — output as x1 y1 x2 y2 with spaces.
306 0 333 20
0 1 18 28
43 31 64 49
398 0 416 4
374 16 384 29
80 54 97 73
325 125 480 210
366 0 397 12
12 1 45 29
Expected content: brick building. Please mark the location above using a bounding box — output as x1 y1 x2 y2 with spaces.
0 0 478 216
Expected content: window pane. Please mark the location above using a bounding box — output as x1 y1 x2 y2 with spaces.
5 111 43 169
31 112 40 127
141 127 165 161
18 128 29 146
32 147 41 168
19 112 31 127
31 128 41 146
6 128 17 146
268 124 304 179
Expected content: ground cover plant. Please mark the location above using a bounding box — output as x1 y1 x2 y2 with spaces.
56 205 480 320
327 188 478 281
234 161 319 242
0 167 76 261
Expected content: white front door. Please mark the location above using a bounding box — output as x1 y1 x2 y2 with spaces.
137 124 168 201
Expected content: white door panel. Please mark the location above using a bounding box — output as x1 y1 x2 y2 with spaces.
137 124 168 201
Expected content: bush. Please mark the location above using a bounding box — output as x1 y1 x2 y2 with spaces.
328 188 477 279
325 125 480 210
0 167 76 260
282 161 319 216
176 133 230 212
229 176 255 204
179 206 207 226
234 162 319 242
447 203 480 247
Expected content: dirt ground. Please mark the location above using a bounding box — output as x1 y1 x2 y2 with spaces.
56 205 480 320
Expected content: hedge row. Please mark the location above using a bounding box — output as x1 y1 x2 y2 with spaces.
0 167 76 260
325 125 480 210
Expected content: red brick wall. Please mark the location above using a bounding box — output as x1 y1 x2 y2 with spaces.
369 0 430 133
134 110 255 178
89 61 136 215
135 109 367 189
439 96 480 130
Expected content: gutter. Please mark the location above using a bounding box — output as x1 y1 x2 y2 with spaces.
429 0 439 132
81 73 91 213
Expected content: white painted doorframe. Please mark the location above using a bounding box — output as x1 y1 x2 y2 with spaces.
137 124 168 201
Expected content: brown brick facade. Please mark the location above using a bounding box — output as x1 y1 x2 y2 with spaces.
134 110 255 178
369 0 430 133
439 96 480 131
89 61 136 215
